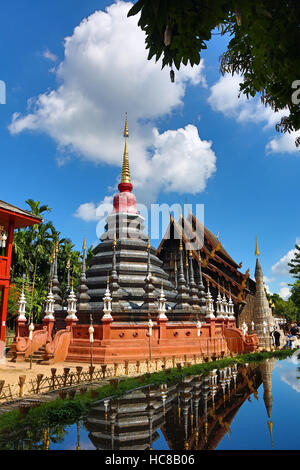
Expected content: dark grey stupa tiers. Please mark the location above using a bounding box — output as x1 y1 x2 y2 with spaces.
86 212 177 315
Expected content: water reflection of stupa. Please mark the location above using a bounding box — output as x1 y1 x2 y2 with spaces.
85 363 269 450
260 357 275 447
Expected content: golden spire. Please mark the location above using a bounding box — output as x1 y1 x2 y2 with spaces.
120 113 131 184
267 420 273 448
147 237 151 250
107 271 110 286
83 236 86 251
179 239 183 252
255 236 260 257
113 233 117 247
174 258 177 272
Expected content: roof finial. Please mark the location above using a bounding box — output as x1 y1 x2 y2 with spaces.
121 112 131 184
255 235 260 257
83 235 86 251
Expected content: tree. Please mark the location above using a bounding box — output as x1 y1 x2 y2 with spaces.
288 244 300 280
8 199 93 326
269 292 298 323
290 280 300 316
128 0 300 147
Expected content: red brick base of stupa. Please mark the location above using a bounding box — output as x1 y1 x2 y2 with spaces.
10 316 258 365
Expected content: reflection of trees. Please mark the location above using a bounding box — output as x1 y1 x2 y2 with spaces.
0 423 68 450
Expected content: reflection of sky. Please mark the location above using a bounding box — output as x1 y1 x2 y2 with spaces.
217 355 300 450
48 422 96 451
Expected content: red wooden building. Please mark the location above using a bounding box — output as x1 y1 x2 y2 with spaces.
0 200 41 349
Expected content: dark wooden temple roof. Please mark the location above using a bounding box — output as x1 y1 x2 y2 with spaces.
156 214 255 301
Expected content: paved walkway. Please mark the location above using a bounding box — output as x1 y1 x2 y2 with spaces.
0 359 94 388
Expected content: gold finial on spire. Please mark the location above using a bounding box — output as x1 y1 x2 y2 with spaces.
121 113 131 183
174 258 177 272
124 112 129 137
255 236 260 257
83 236 86 250
267 420 273 448
185 254 189 267
107 271 110 286
179 238 183 252
113 233 117 247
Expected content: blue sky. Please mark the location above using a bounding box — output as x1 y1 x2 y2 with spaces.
1 0 299 298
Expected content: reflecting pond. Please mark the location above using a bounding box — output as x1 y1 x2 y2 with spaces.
1 351 300 450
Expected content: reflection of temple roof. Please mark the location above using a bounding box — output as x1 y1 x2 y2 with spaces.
85 385 177 450
85 364 264 451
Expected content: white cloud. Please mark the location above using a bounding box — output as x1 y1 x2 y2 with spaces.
264 283 272 295
271 238 300 276
134 124 216 203
74 196 113 222
266 131 300 154
43 49 58 62
281 370 300 393
9 1 211 203
264 276 274 284
279 286 291 300
208 73 300 154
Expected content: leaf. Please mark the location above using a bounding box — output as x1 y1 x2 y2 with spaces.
127 0 145 18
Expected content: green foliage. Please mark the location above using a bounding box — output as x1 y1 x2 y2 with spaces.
290 280 300 318
289 244 300 280
9 199 93 325
128 0 300 147
269 292 298 322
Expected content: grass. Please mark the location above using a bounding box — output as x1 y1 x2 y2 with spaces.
0 348 296 439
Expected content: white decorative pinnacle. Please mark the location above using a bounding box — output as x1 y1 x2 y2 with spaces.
158 282 168 320
17 286 27 321
44 286 55 320
102 283 113 320
222 292 229 319
66 287 78 320
216 289 224 319
205 286 215 319
228 294 235 320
